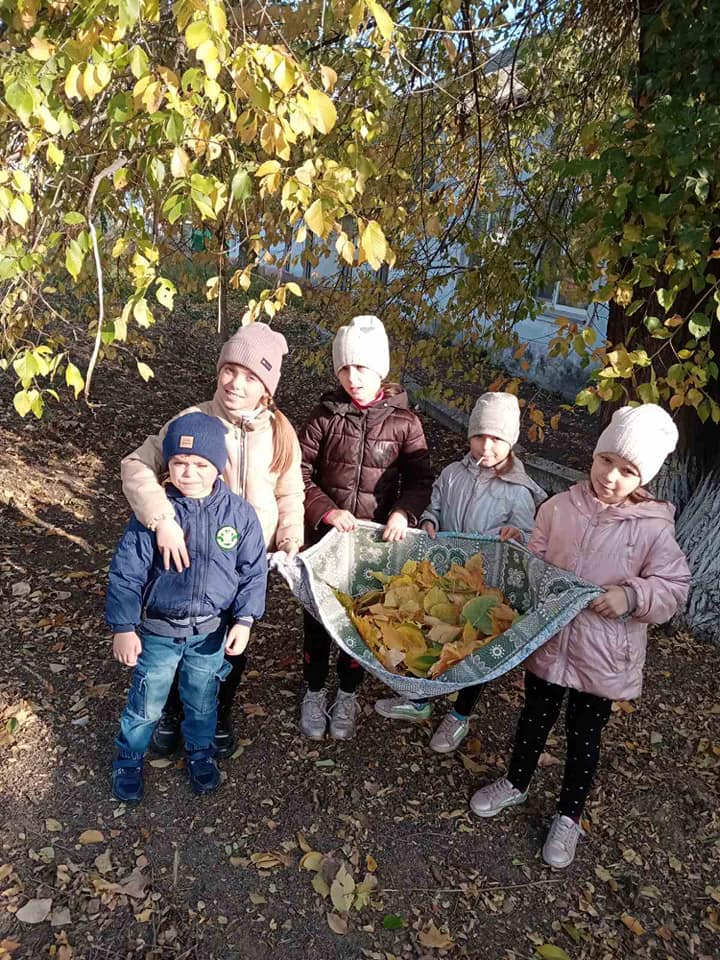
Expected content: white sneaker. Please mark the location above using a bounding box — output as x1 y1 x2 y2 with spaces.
469 777 528 818
374 696 432 721
542 814 584 868
300 688 328 740
329 691 360 740
429 713 470 754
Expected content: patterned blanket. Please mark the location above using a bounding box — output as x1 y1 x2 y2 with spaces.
271 521 602 699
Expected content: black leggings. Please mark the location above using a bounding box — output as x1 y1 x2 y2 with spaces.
507 671 612 819
165 651 246 717
303 611 364 694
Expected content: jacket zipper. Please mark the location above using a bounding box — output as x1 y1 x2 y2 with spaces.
559 511 598 680
352 412 368 515
234 422 247 497
459 475 481 532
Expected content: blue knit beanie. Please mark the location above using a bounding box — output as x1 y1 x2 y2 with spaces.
162 413 228 473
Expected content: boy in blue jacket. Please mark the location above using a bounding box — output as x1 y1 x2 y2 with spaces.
106 412 267 803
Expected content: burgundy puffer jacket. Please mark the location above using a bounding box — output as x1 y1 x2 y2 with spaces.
299 384 432 540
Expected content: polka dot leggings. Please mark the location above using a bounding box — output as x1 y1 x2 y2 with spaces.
507 671 612 819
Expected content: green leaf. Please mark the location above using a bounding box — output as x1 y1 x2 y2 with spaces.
63 211 85 226
186 20 212 50
231 169 253 201
65 362 84 398
383 914 404 930
65 240 85 280
461 595 499 634
536 946 572 960
13 389 32 417
688 313 711 338
656 287 677 312
119 0 141 30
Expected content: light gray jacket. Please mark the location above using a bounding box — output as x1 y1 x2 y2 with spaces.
420 454 546 542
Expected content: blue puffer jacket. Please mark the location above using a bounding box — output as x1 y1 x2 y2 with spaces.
106 481 267 636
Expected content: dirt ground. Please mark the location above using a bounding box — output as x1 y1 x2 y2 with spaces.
0 310 718 960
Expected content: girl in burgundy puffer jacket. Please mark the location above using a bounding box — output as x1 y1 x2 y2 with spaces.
297 315 433 741
469 404 690 869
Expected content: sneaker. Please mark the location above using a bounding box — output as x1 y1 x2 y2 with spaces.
112 762 144 803
214 708 235 760
329 691 360 740
300 688 328 740
148 710 182 758
429 712 470 754
186 750 220 795
469 777 528 818
542 814 584 868
374 696 432 721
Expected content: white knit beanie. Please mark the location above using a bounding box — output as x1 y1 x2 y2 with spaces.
594 404 678 483
468 392 520 446
332 315 390 379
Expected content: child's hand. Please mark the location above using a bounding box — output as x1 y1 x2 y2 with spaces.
499 526 523 543
113 631 142 666
156 517 190 572
325 509 357 532
590 586 629 619
383 510 409 542
421 520 437 540
226 623 250 655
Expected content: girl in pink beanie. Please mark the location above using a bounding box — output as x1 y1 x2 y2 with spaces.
120 322 304 760
469 403 690 869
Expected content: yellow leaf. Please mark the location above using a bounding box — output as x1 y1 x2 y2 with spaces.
299 851 323 871
137 361 154 382
170 147 190 178
28 36 55 61
79 829 105 845
186 19 212 49
9 197 29 227
208 1 227 33
320 65 338 92
359 219 387 270
305 88 337 134
255 159 281 178
305 198 327 237
622 913 645 936
367 0 394 39
366 854 378 872
64 64 83 100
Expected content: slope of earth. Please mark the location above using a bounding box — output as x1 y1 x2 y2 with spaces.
0 310 717 960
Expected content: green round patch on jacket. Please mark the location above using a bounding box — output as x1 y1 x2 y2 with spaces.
216 525 239 550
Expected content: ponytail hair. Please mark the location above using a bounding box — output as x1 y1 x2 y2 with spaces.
263 396 299 476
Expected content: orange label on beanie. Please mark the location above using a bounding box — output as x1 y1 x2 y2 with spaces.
179 435 194 449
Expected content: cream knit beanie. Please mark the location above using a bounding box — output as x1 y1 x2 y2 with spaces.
594 404 678 483
332 315 390 379
468 392 520 446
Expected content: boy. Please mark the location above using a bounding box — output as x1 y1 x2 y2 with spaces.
107 412 267 802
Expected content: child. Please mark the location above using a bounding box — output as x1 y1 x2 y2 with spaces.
375 392 546 753
120 323 304 758
469 404 690 868
297 314 433 740
107 413 268 802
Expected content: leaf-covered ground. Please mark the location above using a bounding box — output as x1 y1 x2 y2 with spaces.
1 311 718 960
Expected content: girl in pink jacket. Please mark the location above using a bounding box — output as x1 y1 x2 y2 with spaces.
469 404 690 869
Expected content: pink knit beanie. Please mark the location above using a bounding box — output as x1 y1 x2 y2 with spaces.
217 323 288 396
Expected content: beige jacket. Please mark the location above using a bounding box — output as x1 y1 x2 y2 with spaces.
120 391 305 549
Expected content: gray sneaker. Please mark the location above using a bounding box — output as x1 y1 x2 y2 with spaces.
429 713 470 754
542 814 584 869
300 688 328 740
329 691 360 740
374 696 432 721
469 777 528 818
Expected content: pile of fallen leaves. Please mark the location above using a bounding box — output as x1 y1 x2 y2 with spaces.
336 554 519 678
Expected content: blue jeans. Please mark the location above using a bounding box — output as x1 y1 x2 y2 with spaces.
114 627 229 766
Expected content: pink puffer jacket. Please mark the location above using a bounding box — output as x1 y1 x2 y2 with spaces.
525 481 690 701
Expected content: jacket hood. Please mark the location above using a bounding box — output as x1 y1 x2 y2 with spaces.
461 452 547 507
319 382 410 416
569 480 676 523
